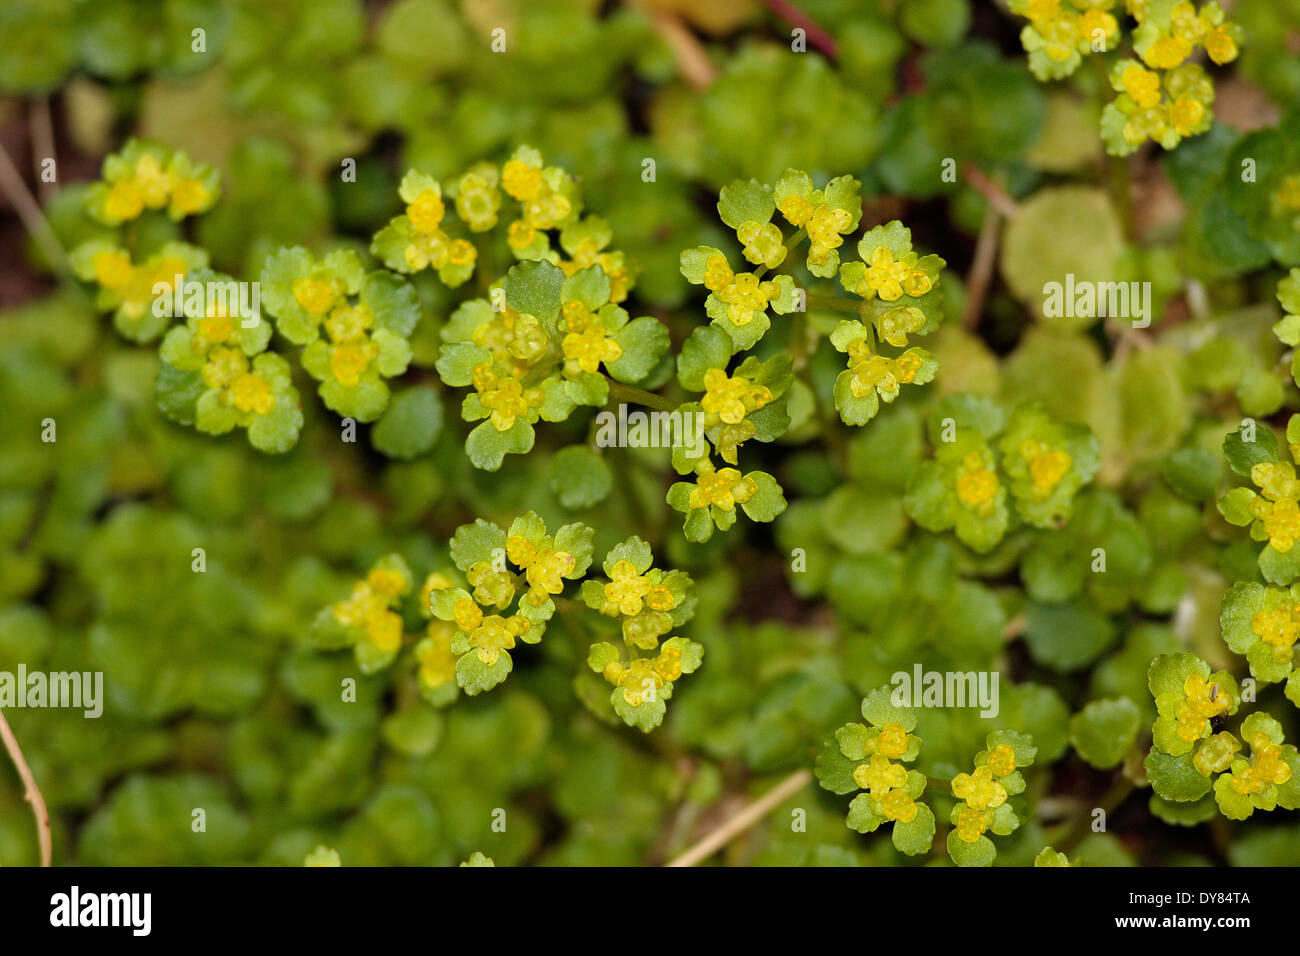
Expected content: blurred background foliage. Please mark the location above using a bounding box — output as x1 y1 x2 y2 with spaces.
1 0 1299 866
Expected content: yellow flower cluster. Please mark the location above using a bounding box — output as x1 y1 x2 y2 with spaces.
332 562 413 655
1249 462 1300 553
470 362 543 431
415 621 458 693
403 184 478 273
702 253 783 328
776 191 855 271
954 450 1002 515
700 368 772 425
90 247 189 322
851 724 920 823
1251 599 1300 667
600 560 675 619
1174 672 1232 745
1018 438 1073 500
451 596 531 667
687 464 759 512
559 299 622 376
506 532 578 606
1228 730 1294 795
97 148 217 224
503 155 573 252
843 343 925 403
855 246 934 302
600 644 687 707
951 744 1019 843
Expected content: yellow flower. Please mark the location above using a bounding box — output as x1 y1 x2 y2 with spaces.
653 643 684 682
877 723 909 759
1204 24 1239 64
132 153 172 208
92 250 134 290
777 194 815 227
1263 499 1300 553
195 311 236 349
613 658 665 706
472 364 543 431
502 159 543 202
1175 672 1231 743
202 346 249 390
229 372 274 415
417 622 458 689
688 468 758 511
1143 33 1193 69
366 610 403 653
736 220 786 269
293 277 343 316
880 789 918 823
367 567 411 599
955 451 1000 514
170 177 212 217
562 325 622 375
805 204 854 264
715 271 779 327
1120 63 1162 110
1168 95 1206 136
700 368 771 425
325 304 374 343
951 765 1008 811
467 614 527 666
953 804 991 843
329 341 379 388
1019 439 1072 499
104 180 145 222
603 560 652 616
987 744 1017 778
1251 601 1300 664
407 188 446 234
862 246 913 301
523 546 576 600
852 753 908 795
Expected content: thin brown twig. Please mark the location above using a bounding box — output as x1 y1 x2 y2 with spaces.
665 768 811 867
962 199 1002 330
962 165 1020 220
758 0 839 58
643 8 717 91
0 708 53 867
29 96 56 205
0 138 68 275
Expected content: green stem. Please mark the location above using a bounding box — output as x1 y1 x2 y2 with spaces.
605 378 679 413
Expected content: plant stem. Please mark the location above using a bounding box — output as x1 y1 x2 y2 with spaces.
605 379 679 413
758 0 839 58
664 768 811 867
0 139 68 276
0 708 52 866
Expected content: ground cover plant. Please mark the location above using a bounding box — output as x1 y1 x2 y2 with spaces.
1 0 1300 868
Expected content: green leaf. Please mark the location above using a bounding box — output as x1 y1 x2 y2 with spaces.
891 803 935 856
1069 697 1141 769
465 420 534 471
547 446 613 509
1143 748 1212 802
504 259 564 324
371 386 443 460
717 179 775 229
946 830 996 867
1223 421 1279 477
